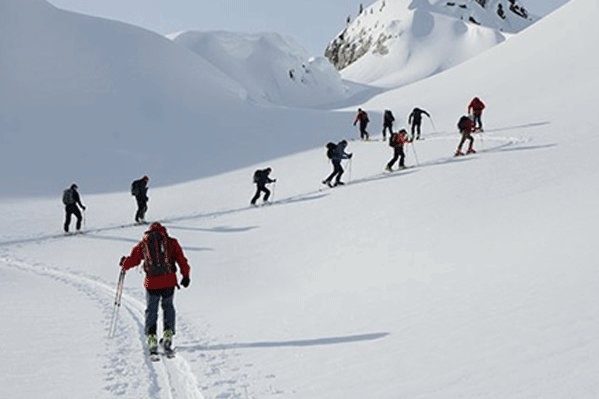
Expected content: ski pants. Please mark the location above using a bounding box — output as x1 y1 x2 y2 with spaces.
251 184 271 205
457 130 474 151
64 204 82 232
325 160 344 184
135 196 148 222
145 287 175 336
387 146 405 169
382 124 393 139
473 113 483 130
411 121 422 139
359 122 369 140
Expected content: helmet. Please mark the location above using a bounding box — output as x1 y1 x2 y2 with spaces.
143 175 149 181
70 183 78 190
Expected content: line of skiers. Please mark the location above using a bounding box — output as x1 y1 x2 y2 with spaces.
60 97 485 357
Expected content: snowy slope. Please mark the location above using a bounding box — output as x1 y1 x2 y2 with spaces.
170 31 349 108
0 0 352 197
327 0 537 87
1 0 598 398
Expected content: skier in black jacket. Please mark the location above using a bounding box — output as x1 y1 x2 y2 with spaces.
251 168 276 206
382 110 395 141
408 107 431 140
62 183 86 233
131 176 149 223
322 140 353 187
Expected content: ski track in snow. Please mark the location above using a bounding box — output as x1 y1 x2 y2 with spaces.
0 131 529 398
0 253 205 399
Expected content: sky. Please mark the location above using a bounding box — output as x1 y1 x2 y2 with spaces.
47 0 569 56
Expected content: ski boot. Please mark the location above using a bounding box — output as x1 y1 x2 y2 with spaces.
334 181 345 187
467 147 476 154
385 165 393 172
454 150 465 157
147 334 159 359
322 180 333 188
160 329 175 358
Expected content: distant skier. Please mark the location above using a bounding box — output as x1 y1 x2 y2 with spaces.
382 109 395 141
323 140 353 187
353 108 370 140
467 97 486 131
386 129 412 171
251 167 277 206
455 115 476 156
62 183 86 233
120 222 191 358
408 107 431 140
131 175 149 224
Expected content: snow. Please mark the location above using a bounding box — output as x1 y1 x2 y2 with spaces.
1 0 598 398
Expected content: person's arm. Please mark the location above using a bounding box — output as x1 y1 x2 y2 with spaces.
121 242 144 271
74 191 86 209
424 110 431 118
171 239 191 279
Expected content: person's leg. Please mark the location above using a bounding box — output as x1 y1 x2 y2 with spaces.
387 148 399 170
262 186 271 202
74 207 83 230
160 288 176 335
457 132 467 153
250 186 261 205
135 197 144 221
334 161 345 184
416 123 422 139
324 162 338 184
145 290 161 336
399 147 406 167
411 123 416 140
64 207 72 232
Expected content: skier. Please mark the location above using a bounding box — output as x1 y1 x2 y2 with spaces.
62 183 86 233
251 167 277 206
353 108 370 140
455 115 476 156
386 129 412 171
382 109 395 141
119 222 191 358
408 107 431 140
467 97 486 131
322 140 353 187
131 175 149 224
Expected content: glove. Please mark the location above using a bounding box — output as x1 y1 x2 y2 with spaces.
82 205 86 210
273 179 277 183
119 256 126 266
348 153 353 159
181 276 190 288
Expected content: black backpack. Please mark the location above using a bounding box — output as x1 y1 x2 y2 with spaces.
62 188 75 205
141 230 174 277
253 170 261 183
325 142 337 159
131 180 140 196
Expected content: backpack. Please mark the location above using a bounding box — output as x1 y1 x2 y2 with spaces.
457 116 470 131
62 188 75 205
253 170 261 183
141 230 175 277
131 180 141 196
326 142 337 159
389 132 399 147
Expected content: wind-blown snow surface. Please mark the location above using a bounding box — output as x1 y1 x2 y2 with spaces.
170 31 349 108
1 0 598 398
0 0 351 197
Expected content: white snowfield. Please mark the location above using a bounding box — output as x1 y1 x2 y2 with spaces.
1 0 598 398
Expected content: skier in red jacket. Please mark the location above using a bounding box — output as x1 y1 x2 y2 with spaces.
467 97 486 132
120 222 191 356
386 129 412 171
353 108 370 140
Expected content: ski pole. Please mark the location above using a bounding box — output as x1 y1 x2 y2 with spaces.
347 158 353 182
410 141 420 166
108 268 126 338
429 116 437 134
271 181 277 203
83 209 86 230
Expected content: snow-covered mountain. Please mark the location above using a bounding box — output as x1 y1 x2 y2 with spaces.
326 0 536 86
170 31 349 108
0 0 352 197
